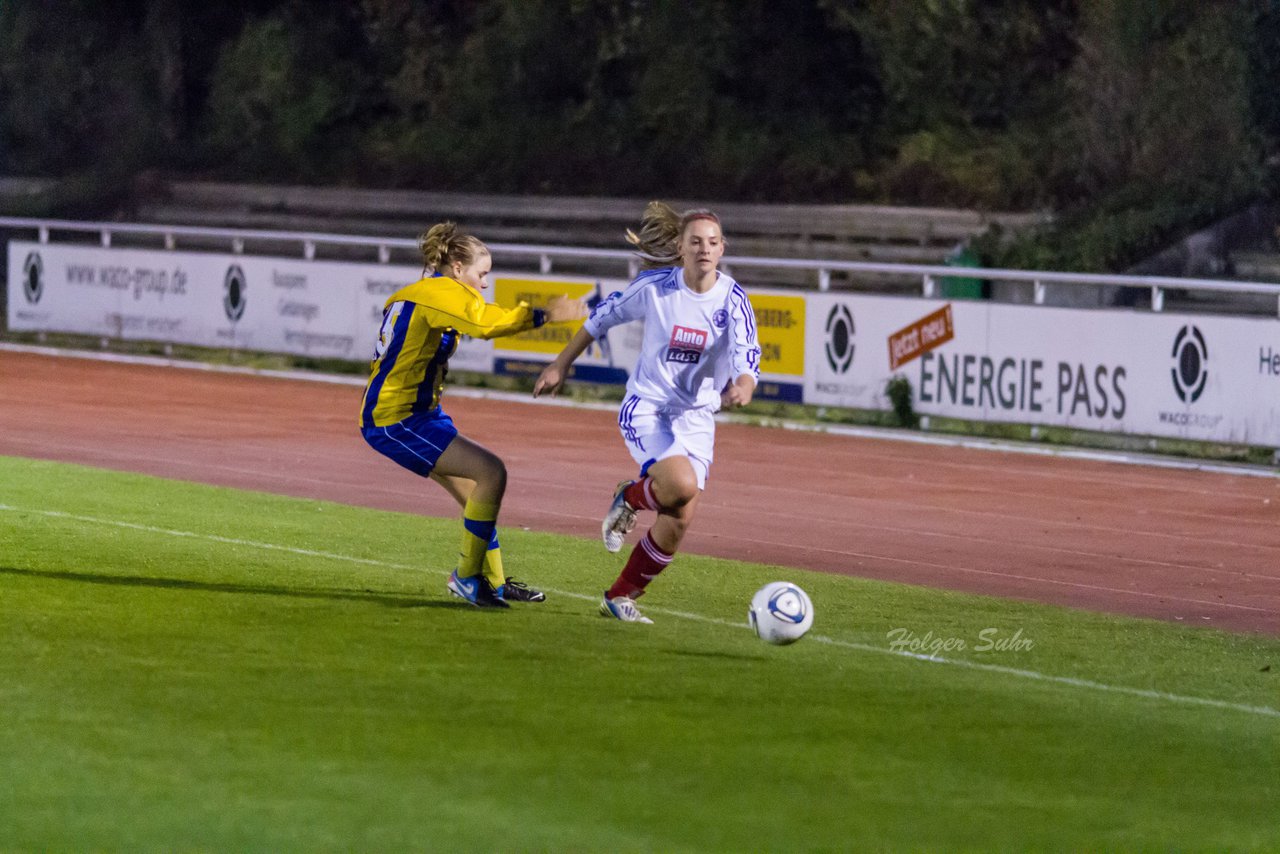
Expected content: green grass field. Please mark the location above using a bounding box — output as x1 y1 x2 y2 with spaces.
2 455 1278 850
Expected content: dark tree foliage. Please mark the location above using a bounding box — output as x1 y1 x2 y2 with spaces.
200 2 383 179
1 0 154 174
1246 0 1280 193
350 0 881 198
825 0 1079 207
983 0 1268 271
1 0 1277 268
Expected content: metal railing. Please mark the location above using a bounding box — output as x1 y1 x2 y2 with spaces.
3 216 1279 316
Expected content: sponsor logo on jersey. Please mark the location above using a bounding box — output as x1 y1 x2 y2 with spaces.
666 325 708 364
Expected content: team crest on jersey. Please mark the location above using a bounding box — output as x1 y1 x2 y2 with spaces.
712 308 729 328
666 325 709 364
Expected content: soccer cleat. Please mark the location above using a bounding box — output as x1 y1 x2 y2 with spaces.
599 592 653 624
497 578 546 603
602 480 639 553
447 569 510 608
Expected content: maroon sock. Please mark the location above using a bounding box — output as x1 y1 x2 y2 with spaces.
606 531 674 599
623 477 660 511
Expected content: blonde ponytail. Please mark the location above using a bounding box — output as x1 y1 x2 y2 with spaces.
625 202 723 269
418 222 488 275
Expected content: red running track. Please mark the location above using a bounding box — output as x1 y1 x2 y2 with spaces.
2 348 1277 634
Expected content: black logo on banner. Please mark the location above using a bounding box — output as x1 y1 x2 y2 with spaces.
1170 325 1208 403
23 252 43 303
224 265 247 322
825 304 855 374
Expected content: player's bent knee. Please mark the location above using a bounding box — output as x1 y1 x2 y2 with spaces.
660 474 699 508
648 455 699 508
472 452 507 496
489 457 508 491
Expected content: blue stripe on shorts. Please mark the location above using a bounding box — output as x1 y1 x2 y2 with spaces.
618 394 644 451
361 408 459 478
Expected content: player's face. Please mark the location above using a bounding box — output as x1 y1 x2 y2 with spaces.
679 220 724 275
451 251 492 291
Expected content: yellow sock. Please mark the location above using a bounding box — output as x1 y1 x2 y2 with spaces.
482 537 506 590
457 498 499 579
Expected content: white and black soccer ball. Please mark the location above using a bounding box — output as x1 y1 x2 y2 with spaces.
748 581 814 645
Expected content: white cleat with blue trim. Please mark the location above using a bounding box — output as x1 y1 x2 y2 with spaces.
602 480 638 553
599 593 653 624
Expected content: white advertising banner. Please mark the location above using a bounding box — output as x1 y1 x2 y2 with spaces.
805 293 1280 446
7 241 494 370
10 240 1279 445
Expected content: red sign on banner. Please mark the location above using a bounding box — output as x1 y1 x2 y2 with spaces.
888 304 955 370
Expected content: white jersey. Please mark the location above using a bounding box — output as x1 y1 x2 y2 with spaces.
583 267 761 411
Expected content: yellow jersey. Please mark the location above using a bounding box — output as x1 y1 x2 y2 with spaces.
360 274 544 427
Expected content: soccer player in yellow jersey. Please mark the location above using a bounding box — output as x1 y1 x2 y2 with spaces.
361 222 583 607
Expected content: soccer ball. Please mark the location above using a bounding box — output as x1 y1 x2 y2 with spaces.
748 581 814 645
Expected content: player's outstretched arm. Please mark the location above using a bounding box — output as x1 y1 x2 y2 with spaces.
427 288 585 340
544 294 587 323
534 326 596 397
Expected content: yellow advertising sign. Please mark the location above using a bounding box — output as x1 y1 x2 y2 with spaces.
494 278 595 353
750 293 805 376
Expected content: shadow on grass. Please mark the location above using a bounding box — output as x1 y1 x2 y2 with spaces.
0 564 464 609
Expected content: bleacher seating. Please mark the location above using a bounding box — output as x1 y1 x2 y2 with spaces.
131 179 1049 288
1229 250 1280 281
0 177 58 215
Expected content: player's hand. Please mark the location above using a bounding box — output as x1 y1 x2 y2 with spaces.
534 363 566 397
720 377 754 409
545 295 587 323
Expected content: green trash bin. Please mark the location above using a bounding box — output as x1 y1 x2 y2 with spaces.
940 243 986 300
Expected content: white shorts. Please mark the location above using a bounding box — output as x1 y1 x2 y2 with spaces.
617 394 716 489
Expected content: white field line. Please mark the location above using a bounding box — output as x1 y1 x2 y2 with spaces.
3 502 1277 721
3 342 1277 479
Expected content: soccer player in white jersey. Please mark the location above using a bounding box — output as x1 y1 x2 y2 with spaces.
534 202 761 624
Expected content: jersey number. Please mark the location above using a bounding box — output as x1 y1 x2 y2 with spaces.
372 302 404 362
